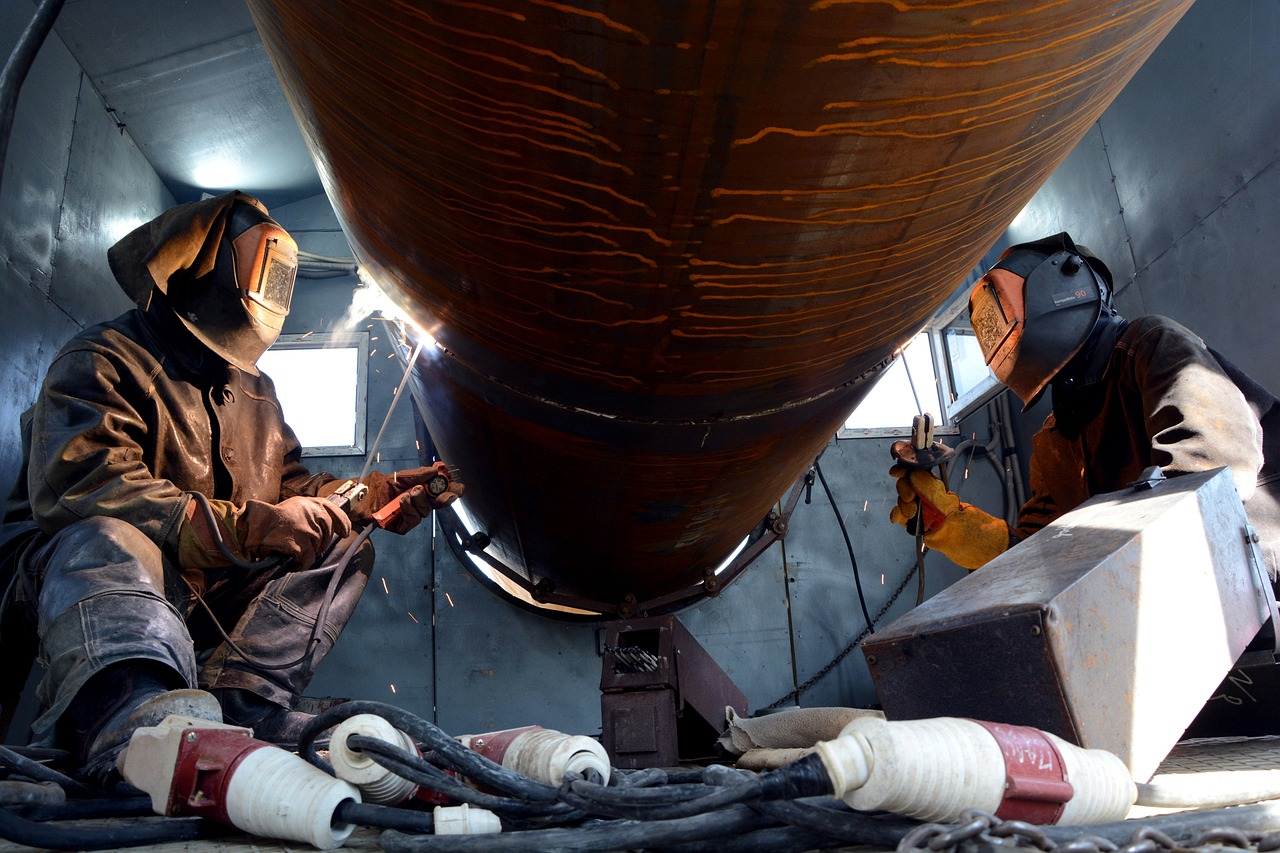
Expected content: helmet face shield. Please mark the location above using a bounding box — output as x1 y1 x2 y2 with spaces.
969 268 1025 382
233 222 298 333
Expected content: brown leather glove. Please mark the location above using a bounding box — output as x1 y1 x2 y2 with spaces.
239 496 352 567
889 465 1009 570
351 463 465 535
178 494 351 570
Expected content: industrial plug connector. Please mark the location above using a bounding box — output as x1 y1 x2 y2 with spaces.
814 716 1136 825
433 803 503 835
457 725 612 786
329 714 423 805
117 714 361 850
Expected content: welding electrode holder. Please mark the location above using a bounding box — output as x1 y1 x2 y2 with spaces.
370 465 453 530
890 413 955 534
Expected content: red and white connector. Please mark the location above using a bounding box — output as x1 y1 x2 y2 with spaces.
118 715 361 850
814 716 1137 824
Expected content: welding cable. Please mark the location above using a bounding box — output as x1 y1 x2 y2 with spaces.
558 754 832 822
298 701 567 806
0 781 62 808
334 799 435 834
0 746 95 799
344 735 580 819
380 803 778 853
0 807 219 851
10 795 155 822
814 459 874 629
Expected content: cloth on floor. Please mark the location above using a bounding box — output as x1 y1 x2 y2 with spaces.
718 705 883 756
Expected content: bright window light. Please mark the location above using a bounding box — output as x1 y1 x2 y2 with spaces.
840 333 946 436
258 332 369 455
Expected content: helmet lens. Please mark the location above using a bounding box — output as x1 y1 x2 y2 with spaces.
234 224 297 320
969 278 1019 375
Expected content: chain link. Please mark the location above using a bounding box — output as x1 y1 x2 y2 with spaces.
895 810 1280 853
763 563 918 710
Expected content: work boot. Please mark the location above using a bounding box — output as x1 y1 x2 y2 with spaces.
62 662 222 785
213 688 313 748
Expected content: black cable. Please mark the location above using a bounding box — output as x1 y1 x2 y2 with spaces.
814 459 874 629
344 735 577 819
298 701 562 803
380 803 778 853
0 0 66 195
335 799 435 834
0 746 95 799
0 807 219 851
188 491 279 571
14 796 155 822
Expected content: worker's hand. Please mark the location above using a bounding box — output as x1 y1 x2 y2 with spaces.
238 496 352 569
352 463 465 534
888 465 1009 570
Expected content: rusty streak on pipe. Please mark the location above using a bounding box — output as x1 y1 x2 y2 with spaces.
247 0 1192 612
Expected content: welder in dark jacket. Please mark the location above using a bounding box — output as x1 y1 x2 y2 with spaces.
0 191 462 779
890 232 1280 583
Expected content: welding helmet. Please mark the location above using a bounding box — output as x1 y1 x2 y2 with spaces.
968 232 1114 407
168 200 298 373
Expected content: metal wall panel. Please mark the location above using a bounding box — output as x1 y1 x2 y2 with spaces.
1103 0 1280 273
54 74 169 328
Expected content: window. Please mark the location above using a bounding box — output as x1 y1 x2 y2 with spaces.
838 270 1003 438
839 332 950 438
257 331 369 456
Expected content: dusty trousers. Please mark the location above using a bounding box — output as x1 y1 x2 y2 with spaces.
22 515 373 747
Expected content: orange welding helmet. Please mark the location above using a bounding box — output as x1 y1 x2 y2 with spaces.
169 200 298 373
969 232 1113 408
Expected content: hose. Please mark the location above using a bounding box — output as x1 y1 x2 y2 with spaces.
0 0 66 196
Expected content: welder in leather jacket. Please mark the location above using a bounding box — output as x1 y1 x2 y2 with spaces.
890 232 1280 583
0 192 463 780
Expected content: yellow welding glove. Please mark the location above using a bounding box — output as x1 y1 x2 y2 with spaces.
889 465 1010 570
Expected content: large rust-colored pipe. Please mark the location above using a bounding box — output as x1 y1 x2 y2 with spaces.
247 0 1192 612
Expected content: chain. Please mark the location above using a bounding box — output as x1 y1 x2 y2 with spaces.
762 563 918 711
896 809 1280 853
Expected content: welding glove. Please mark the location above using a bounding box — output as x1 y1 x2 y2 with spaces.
349 462 465 535
178 495 351 570
889 465 1009 570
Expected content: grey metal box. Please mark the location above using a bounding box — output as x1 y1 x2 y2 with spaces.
864 468 1274 782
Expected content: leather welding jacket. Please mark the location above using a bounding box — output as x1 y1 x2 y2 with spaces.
0 300 364 743
3 302 332 554
1011 314 1280 582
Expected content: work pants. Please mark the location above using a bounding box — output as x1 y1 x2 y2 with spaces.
22 515 372 747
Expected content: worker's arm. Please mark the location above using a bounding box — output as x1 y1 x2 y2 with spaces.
1128 316 1263 500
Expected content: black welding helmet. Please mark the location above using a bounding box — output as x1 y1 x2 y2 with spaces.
968 232 1114 408
169 200 298 373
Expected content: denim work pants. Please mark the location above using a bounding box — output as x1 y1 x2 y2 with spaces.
23 515 372 746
